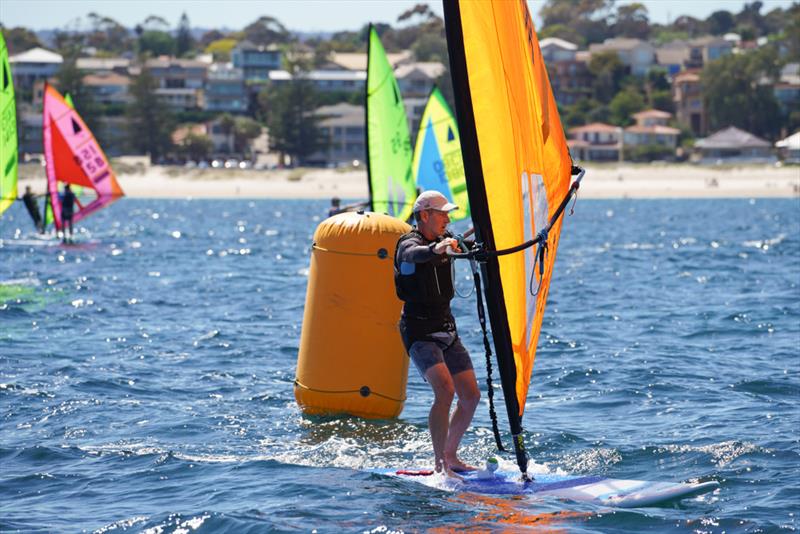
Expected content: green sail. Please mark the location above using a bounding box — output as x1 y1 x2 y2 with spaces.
411 86 469 221
0 31 18 216
366 26 415 222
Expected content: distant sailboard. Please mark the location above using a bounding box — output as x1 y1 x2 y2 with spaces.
42 83 124 231
370 466 719 508
411 86 468 221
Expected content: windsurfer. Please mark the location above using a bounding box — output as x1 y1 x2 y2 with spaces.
21 186 44 233
61 184 80 243
328 196 369 217
394 190 479 476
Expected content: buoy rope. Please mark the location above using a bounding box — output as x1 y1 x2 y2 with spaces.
311 244 386 257
294 379 407 403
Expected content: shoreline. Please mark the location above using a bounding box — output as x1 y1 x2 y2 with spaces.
17 163 800 200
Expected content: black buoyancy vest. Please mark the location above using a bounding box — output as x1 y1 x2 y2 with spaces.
394 230 455 318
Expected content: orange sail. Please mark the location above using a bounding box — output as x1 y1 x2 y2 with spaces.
444 0 580 476
42 83 124 229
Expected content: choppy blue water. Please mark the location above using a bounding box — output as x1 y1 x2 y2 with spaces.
1 197 798 533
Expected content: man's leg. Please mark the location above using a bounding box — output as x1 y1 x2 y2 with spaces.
424 362 455 473
444 369 480 471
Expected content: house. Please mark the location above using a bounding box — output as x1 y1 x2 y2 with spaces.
567 122 622 161
204 63 247 113
322 50 412 72
776 131 800 164
547 58 593 105
83 72 131 105
685 36 733 69
231 41 282 82
145 57 208 111
309 103 365 166
76 57 131 76
623 109 680 158
588 38 655 76
395 62 445 98
539 38 578 63
9 47 63 91
267 69 366 93
693 126 775 164
672 70 707 136
774 63 800 119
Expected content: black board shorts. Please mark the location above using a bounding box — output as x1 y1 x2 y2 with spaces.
406 331 473 381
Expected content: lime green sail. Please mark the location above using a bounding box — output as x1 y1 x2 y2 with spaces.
0 31 18 216
366 25 415 222
411 86 469 221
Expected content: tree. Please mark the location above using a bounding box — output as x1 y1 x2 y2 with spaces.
706 10 735 35
614 3 650 39
127 68 174 162
85 13 131 55
205 38 238 62
242 16 290 46
702 51 783 139
139 30 175 57
175 13 195 57
539 0 614 44
609 87 645 126
258 80 326 166
232 117 262 157
3 26 42 54
587 51 626 103
412 32 448 62
179 133 212 161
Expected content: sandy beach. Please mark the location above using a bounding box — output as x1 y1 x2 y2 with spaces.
17 160 800 200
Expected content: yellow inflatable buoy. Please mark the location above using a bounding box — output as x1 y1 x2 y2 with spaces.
294 211 411 419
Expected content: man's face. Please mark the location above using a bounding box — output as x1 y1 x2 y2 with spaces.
421 208 450 237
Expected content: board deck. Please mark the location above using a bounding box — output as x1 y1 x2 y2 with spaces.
369 467 719 508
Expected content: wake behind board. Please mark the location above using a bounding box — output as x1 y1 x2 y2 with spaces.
369 467 718 508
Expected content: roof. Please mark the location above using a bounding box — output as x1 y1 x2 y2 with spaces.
268 69 366 82
695 126 771 149
625 125 681 135
394 62 445 79
655 47 688 65
590 38 651 52
172 123 208 144
776 131 800 150
145 57 209 69
9 47 63 64
315 103 363 127
76 57 130 71
570 122 620 133
539 37 578 51
328 50 412 71
673 71 701 83
633 109 672 120
83 72 130 86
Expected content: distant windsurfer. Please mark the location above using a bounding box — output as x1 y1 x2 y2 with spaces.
328 196 368 217
61 184 79 243
21 186 44 233
394 190 479 477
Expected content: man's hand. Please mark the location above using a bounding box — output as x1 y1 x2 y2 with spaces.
433 237 461 254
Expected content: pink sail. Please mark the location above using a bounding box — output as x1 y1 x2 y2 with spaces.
42 83 124 229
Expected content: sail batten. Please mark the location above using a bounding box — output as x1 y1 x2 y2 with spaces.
444 0 575 476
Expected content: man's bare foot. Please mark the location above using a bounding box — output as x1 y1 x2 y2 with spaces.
445 457 477 472
434 458 464 480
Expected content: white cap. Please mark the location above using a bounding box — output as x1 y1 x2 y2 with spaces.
413 190 459 213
